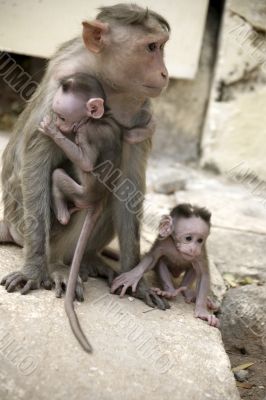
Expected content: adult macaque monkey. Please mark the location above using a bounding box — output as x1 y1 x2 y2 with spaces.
0 4 170 310
111 204 220 328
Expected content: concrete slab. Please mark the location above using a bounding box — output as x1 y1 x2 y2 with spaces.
0 246 239 400
0 132 240 400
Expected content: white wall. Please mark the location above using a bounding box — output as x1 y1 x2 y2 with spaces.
0 0 208 79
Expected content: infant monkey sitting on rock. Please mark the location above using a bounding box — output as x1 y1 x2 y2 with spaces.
111 203 219 328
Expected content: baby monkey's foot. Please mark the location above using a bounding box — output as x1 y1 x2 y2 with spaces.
151 286 187 300
194 306 220 328
183 289 220 312
55 206 70 225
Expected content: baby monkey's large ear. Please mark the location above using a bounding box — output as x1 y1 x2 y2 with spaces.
159 215 173 238
86 98 104 119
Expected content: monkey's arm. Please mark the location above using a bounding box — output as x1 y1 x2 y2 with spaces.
1 132 54 293
113 119 169 310
180 268 197 303
151 260 186 300
111 251 158 297
193 259 219 328
39 118 98 172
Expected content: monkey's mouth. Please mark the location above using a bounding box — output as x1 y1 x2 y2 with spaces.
182 252 196 260
143 85 163 91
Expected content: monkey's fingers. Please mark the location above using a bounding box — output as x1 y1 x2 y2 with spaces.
147 291 170 310
1 271 20 287
6 274 28 292
21 279 40 295
207 297 220 312
75 283 85 302
107 270 118 287
41 115 52 126
120 283 130 297
110 275 128 294
54 277 63 298
1 271 36 293
38 125 45 133
42 279 53 290
174 286 187 296
150 287 162 295
144 292 156 308
134 281 170 310
161 291 176 299
53 275 84 302
132 280 141 293
208 315 220 328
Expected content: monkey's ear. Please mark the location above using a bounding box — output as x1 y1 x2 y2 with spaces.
86 98 104 119
159 215 173 238
82 20 110 53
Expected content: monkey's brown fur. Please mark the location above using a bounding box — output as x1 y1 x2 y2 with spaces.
0 4 170 323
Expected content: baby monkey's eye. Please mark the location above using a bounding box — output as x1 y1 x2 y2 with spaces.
59 115 66 122
147 42 157 52
197 238 203 244
185 236 192 242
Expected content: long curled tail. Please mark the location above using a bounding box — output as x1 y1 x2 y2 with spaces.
64 207 102 353
64 296 92 353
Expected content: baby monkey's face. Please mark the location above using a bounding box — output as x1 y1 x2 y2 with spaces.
52 89 88 134
173 216 210 261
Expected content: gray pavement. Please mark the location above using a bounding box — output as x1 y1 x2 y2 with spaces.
0 131 252 400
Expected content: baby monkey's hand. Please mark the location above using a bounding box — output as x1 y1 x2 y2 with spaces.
39 115 57 137
111 270 143 297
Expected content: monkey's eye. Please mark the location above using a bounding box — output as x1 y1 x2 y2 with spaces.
185 236 192 242
197 238 203 244
59 115 66 122
147 42 157 52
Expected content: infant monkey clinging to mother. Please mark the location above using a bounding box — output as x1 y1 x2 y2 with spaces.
111 203 220 328
38 72 155 352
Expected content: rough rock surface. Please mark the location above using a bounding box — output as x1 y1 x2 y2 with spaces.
220 285 266 356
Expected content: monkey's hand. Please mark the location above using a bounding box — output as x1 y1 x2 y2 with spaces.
133 279 170 310
151 286 187 300
49 263 84 302
194 306 220 328
38 116 58 137
111 269 142 297
1 268 52 294
111 274 170 310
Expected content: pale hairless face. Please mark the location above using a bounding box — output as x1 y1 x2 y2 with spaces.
52 88 88 133
172 217 210 261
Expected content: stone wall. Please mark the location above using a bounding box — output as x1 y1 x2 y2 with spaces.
201 0 266 181
151 3 220 162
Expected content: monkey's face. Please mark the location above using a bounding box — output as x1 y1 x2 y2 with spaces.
52 88 88 133
99 26 169 98
173 217 210 261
